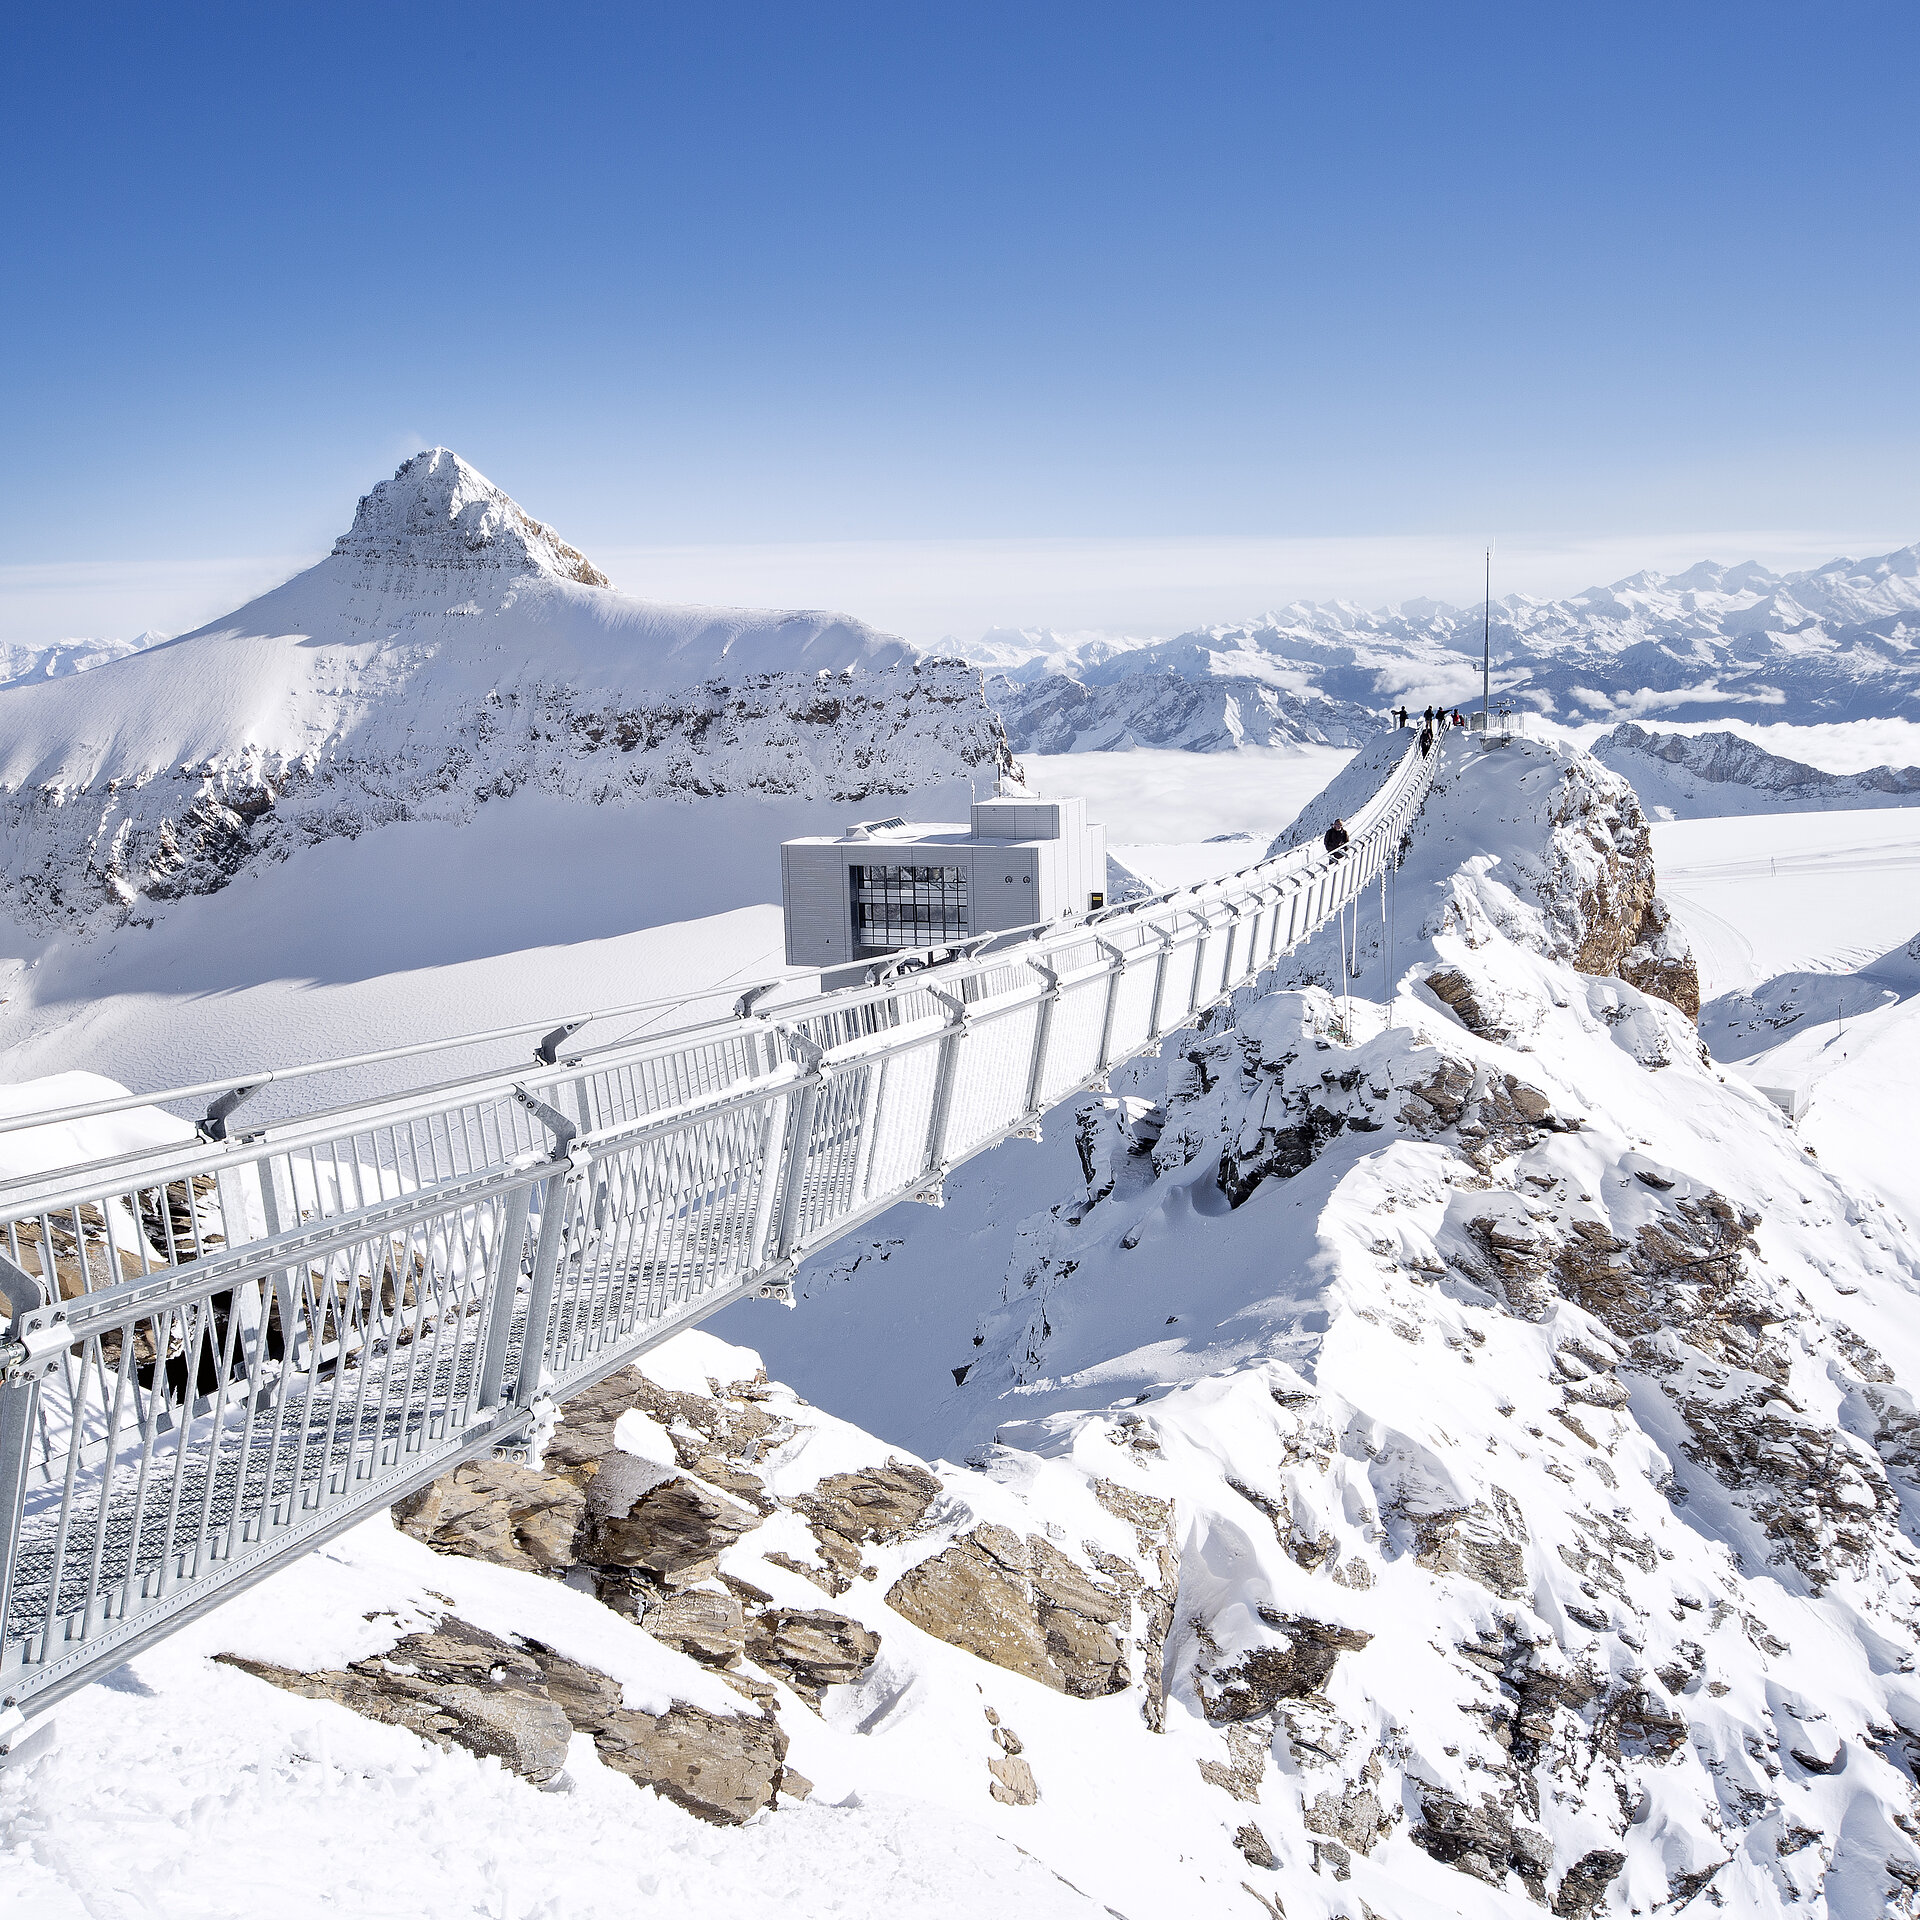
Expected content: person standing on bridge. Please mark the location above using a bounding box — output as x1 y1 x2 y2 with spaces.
1323 817 1350 862
1419 723 1433 756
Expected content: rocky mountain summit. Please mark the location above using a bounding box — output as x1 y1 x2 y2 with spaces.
328 448 611 584
0 452 1011 933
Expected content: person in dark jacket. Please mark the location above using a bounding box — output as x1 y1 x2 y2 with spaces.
1323 817 1350 861
1419 724 1433 757
1394 704 1408 728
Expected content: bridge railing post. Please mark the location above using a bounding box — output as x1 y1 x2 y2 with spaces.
506 1089 581 1414
474 1182 534 1414
0 1252 52 1670
1092 941 1128 1078
770 1030 828 1263
921 988 970 1180
1022 959 1061 1117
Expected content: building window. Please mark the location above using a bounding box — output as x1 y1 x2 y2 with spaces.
849 863 969 954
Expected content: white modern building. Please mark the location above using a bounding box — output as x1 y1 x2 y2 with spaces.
781 789 1106 969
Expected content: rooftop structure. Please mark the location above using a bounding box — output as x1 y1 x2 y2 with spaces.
780 786 1106 970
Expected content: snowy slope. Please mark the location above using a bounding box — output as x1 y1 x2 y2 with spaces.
1650 811 1920 995
980 541 1920 748
0 450 1010 934
1594 724 1920 820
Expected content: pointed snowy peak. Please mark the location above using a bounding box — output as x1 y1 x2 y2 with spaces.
329 448 609 585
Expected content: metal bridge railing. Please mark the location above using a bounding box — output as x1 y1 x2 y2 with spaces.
0 735 1438 1720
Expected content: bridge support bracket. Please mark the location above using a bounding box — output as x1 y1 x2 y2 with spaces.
1011 1121 1042 1144
0 1703 55 1771
908 1178 946 1208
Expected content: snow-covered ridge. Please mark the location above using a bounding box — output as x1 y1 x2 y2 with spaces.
991 663 1379 754
0 452 1011 931
1594 723 1920 820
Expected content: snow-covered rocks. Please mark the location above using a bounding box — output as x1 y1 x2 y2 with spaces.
0 451 1011 932
12 729 1920 1915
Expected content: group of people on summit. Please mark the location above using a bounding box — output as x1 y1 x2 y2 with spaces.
1392 703 1465 730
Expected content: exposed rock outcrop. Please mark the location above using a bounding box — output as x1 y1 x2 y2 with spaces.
886 1522 1133 1699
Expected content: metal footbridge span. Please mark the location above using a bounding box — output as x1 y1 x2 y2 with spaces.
0 740 1436 1722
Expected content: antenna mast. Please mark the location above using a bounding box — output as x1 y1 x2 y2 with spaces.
1482 543 1492 720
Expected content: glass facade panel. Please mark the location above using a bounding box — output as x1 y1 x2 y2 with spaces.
850 863 969 954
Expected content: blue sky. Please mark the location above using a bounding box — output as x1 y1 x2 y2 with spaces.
3 2 1915 638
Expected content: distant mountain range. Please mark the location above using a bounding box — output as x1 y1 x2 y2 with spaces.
12 521 1919 759
1592 722 1920 818
979 543 1920 751
0 630 170 692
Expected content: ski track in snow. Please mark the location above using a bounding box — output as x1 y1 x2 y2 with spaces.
1651 811 1920 995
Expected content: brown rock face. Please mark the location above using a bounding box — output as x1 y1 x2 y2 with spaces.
224 1617 796 1824
1410 1781 1552 1897
1553 1849 1627 1919
643 1587 749 1667
221 1618 575 1783
577 1457 760 1588
580 1702 786 1825
1407 1492 1531 1600
393 1460 585 1574
1425 967 1506 1039
744 1608 883 1705
520 1640 792 1826
1303 1780 1391 1857
1546 760 1699 1021
886 1524 1132 1699
798 1461 942 1587
1618 896 1701 1022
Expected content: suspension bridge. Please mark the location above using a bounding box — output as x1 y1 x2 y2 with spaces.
0 736 1438 1736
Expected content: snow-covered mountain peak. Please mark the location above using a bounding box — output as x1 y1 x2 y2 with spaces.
328 448 610 585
